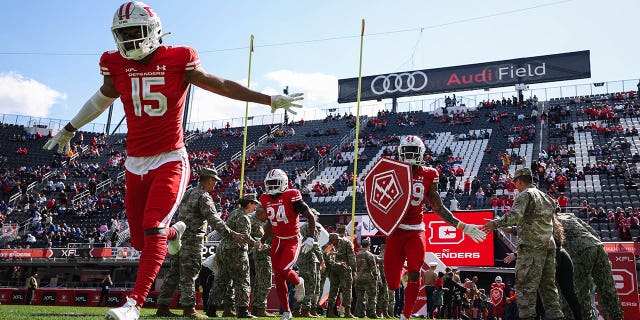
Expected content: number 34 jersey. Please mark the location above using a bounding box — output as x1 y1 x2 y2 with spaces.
99 45 200 157
260 189 304 238
402 165 439 225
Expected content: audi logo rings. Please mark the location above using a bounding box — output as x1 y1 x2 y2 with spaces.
371 71 428 95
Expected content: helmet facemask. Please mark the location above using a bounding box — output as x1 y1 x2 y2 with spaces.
399 145 425 165
264 169 288 195
111 2 163 60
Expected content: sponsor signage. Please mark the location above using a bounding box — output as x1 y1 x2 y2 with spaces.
41 292 57 305
74 292 89 305
0 249 52 258
107 292 123 306
606 250 640 319
144 293 158 307
0 248 112 259
11 290 25 304
423 211 494 266
338 50 590 103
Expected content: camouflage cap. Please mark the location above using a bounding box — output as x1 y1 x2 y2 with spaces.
360 237 371 247
336 224 346 234
201 167 222 182
241 193 260 203
513 167 532 180
329 233 339 241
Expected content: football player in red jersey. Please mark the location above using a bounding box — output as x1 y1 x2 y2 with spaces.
43 2 303 320
259 169 316 320
385 135 486 320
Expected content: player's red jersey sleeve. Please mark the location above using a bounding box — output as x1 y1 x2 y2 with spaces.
402 166 439 225
99 46 201 156
259 189 301 238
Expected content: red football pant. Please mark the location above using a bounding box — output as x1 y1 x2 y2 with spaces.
270 235 302 311
384 229 426 317
124 158 190 306
125 159 190 250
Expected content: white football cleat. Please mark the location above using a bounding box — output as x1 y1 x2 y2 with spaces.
167 221 186 255
294 277 305 302
105 297 140 320
280 311 292 320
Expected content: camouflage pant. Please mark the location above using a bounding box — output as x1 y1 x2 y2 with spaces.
376 280 395 314
571 245 623 320
295 261 319 310
251 251 272 309
311 262 322 307
157 244 202 307
515 246 563 319
327 267 353 311
210 248 250 308
354 277 378 316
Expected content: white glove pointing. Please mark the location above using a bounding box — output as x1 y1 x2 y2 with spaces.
301 237 314 254
462 223 486 243
271 93 304 115
43 128 75 154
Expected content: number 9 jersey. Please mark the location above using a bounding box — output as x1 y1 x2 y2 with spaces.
99 45 200 157
402 165 439 226
260 189 306 238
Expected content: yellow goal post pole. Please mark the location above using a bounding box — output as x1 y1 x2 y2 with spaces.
350 20 365 243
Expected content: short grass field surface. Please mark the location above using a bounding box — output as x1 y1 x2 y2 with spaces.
0 306 459 320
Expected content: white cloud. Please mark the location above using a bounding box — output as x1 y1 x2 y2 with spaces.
0 72 66 118
188 70 341 127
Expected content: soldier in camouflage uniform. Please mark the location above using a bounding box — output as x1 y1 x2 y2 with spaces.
250 204 276 317
327 225 356 318
321 233 340 317
210 194 260 318
557 212 623 320
309 225 325 318
293 208 323 317
375 244 395 318
354 238 380 318
156 167 245 319
484 168 563 320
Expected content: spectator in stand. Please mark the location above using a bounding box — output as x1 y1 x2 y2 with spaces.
475 187 485 208
557 193 568 210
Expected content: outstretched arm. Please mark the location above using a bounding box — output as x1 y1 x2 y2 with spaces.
44 76 119 154
186 67 270 105
185 67 303 114
426 183 486 243
426 183 459 226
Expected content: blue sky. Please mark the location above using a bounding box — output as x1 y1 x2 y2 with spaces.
0 0 638 132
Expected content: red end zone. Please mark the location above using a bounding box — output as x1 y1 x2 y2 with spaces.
423 211 495 266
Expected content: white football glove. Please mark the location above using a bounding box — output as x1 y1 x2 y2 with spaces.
301 237 314 254
43 128 75 154
271 93 304 115
460 223 486 243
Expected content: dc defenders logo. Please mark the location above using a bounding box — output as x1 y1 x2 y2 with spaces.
364 157 412 236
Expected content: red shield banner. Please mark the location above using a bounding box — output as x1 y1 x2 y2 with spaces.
490 283 505 306
364 157 412 236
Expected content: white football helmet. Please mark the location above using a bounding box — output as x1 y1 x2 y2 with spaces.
495 276 502 283
265 169 289 195
111 2 163 60
398 135 425 165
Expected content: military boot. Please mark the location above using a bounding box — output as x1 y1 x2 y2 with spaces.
343 309 357 318
252 307 276 317
367 311 381 319
237 306 258 318
206 305 219 318
155 305 179 317
300 308 317 318
223 305 237 317
327 305 337 318
183 306 208 318
309 308 320 317
292 308 302 318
